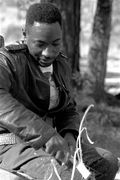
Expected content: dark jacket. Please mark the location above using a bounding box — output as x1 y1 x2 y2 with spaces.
0 43 80 150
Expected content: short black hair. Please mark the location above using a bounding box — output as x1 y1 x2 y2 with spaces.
25 2 62 28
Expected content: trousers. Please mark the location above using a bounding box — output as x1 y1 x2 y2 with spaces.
0 142 118 180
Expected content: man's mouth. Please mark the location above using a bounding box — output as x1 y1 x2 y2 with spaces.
40 58 54 63
37 57 56 67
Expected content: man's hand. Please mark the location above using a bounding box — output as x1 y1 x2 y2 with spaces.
45 132 71 164
64 132 76 156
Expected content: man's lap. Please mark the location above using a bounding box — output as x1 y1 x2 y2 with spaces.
82 143 118 180
0 143 81 180
0 143 118 180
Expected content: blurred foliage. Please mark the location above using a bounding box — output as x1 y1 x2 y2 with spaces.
17 0 40 11
0 0 40 44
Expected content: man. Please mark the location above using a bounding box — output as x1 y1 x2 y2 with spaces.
0 2 118 180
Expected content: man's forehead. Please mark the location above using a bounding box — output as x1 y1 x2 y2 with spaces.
33 22 43 27
27 22 62 36
32 21 60 27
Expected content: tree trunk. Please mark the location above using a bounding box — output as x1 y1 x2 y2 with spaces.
86 0 113 102
41 0 81 75
0 36 4 48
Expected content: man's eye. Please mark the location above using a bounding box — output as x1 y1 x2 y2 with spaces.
52 43 60 46
36 43 45 48
38 44 44 47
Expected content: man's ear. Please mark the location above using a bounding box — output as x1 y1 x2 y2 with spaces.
22 28 26 38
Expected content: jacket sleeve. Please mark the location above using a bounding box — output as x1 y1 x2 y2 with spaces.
0 54 56 150
56 97 80 139
56 57 81 138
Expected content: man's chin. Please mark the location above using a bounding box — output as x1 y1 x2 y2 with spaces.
38 59 55 67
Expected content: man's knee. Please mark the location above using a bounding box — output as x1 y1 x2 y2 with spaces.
103 150 119 175
82 145 119 180
95 147 119 180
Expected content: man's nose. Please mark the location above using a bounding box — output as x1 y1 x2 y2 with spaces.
42 46 54 57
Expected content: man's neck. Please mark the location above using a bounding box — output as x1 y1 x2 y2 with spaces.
39 64 53 74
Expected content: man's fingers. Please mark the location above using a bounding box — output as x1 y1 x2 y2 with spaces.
45 144 53 154
55 151 65 161
64 151 71 164
55 150 71 165
69 145 75 156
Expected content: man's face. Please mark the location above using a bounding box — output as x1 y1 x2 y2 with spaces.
26 22 62 67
